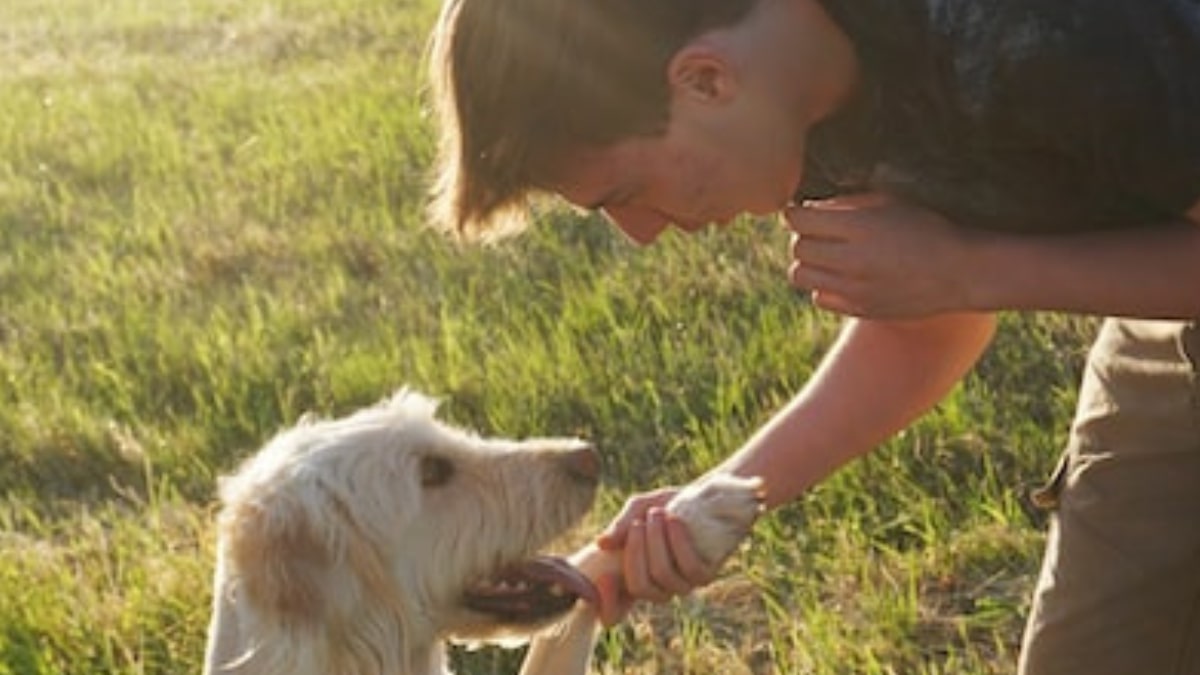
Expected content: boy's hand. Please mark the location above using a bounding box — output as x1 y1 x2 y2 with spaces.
592 475 763 624
594 488 718 621
786 192 975 318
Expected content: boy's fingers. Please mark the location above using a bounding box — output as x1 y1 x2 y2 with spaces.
622 519 672 602
785 207 843 239
595 528 626 551
799 191 891 211
643 509 692 596
790 233 853 273
785 191 891 236
596 501 644 550
596 489 676 550
788 258 845 292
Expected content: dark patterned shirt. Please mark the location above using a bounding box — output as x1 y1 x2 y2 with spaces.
801 0 1200 232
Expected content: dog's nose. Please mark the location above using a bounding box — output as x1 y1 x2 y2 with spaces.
564 443 601 484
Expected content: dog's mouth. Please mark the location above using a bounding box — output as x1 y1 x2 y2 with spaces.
462 556 599 623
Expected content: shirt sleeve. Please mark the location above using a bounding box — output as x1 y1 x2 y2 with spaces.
1111 1 1200 215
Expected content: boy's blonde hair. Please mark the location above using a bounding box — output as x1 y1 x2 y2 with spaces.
427 0 758 240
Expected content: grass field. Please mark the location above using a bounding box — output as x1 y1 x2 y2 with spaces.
0 0 1100 672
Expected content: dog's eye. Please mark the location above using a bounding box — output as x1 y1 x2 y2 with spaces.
419 455 455 488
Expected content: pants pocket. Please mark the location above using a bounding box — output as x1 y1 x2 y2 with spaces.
1029 451 1068 511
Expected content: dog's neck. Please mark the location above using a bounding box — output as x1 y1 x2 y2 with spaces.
411 642 450 675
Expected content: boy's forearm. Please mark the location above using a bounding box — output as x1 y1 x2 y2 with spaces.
965 216 1200 319
716 312 997 508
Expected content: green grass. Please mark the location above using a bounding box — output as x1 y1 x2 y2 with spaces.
0 0 1099 672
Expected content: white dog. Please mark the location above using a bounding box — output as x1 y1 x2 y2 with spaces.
203 388 763 675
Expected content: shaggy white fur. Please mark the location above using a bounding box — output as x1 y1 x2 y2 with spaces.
203 388 763 675
204 389 600 675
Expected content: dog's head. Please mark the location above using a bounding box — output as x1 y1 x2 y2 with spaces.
210 389 599 673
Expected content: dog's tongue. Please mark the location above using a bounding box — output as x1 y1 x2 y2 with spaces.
463 555 599 622
520 556 600 606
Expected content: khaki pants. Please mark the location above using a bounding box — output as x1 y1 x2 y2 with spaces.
1020 319 1200 675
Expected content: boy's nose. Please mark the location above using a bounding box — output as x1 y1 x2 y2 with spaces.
602 205 669 246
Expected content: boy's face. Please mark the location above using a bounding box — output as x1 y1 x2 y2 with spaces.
549 0 853 245
553 106 806 245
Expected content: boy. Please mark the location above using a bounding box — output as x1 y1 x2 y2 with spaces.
427 0 1200 671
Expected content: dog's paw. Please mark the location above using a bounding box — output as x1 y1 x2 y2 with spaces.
665 473 765 567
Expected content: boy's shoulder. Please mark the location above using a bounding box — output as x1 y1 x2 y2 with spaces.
807 0 1200 229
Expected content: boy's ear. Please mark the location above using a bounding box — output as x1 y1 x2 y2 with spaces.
666 42 739 104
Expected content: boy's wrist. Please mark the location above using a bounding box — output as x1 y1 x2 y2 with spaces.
956 227 1006 313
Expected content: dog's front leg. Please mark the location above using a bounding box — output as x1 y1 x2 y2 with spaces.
204 558 247 675
518 544 618 675
517 602 600 675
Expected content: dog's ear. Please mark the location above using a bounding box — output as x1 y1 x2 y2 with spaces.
222 494 332 625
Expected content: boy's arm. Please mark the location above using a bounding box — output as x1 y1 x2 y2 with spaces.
714 311 997 507
603 312 996 605
963 201 1200 319
789 194 1200 320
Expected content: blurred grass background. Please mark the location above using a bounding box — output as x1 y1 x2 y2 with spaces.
0 0 1097 672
